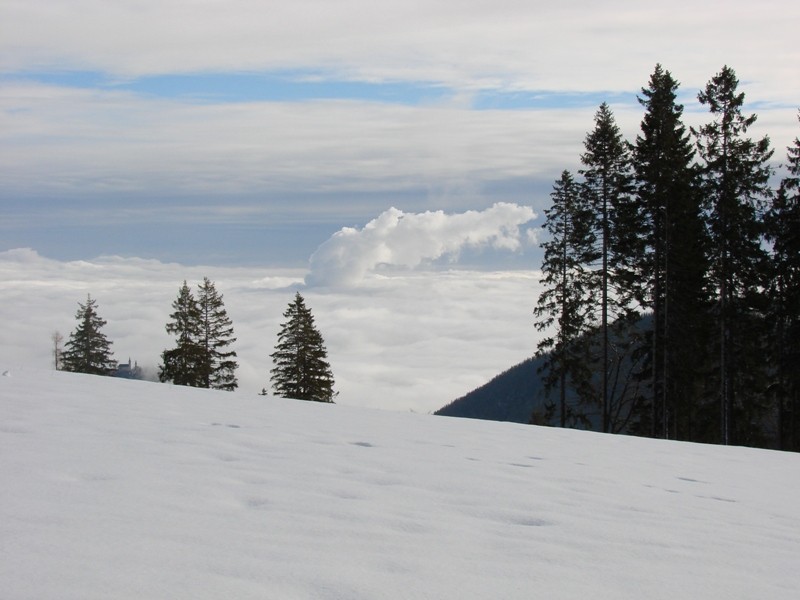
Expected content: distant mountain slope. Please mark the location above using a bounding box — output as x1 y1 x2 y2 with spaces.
435 356 545 423
436 316 654 425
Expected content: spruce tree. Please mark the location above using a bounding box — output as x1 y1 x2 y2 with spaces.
765 113 800 450
534 170 598 427
160 281 206 387
634 65 711 441
61 295 116 375
580 103 641 432
693 66 774 445
270 292 336 402
197 278 239 391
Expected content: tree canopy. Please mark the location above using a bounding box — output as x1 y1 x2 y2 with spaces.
61 295 116 376
534 64 796 450
270 293 336 403
159 279 238 391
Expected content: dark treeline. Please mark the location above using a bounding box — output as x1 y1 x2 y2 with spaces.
533 64 800 451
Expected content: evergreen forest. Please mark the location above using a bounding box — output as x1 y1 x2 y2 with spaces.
531 65 799 451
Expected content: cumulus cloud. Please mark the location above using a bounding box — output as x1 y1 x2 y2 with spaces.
306 203 537 287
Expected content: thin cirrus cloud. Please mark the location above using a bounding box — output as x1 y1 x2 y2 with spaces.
307 203 537 287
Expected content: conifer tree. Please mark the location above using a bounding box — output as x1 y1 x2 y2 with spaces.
197 278 239 391
270 292 335 402
61 295 116 375
765 113 800 450
693 66 774 445
580 103 641 432
534 170 597 427
634 65 710 440
160 279 238 391
160 281 206 387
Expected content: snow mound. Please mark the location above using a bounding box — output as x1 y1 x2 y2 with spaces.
1 369 799 599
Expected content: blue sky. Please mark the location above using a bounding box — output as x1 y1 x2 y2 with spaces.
2 69 638 110
1 0 798 270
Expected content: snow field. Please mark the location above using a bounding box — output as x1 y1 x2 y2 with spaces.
1 368 799 599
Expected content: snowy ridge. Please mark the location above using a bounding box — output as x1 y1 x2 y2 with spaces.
2 369 799 599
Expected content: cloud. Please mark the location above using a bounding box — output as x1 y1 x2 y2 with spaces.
0 83 599 204
2 1 798 103
2 81 792 219
0 248 544 414
306 203 537 287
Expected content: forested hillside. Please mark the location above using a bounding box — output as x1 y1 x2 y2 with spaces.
435 357 544 423
516 64 799 451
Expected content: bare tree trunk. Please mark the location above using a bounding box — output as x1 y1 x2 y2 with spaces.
51 331 63 371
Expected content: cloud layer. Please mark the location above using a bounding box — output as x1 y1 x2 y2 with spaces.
3 1 798 102
0 248 543 413
2 1 798 270
307 203 537 286
0 83 598 203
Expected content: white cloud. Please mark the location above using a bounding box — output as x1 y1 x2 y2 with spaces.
0 82 596 207
2 1 798 104
2 82 794 222
0 248 544 414
306 203 537 287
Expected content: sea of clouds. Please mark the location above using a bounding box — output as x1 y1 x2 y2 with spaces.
1 204 545 413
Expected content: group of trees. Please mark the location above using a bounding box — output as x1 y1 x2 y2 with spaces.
58 285 336 403
159 278 239 391
533 64 799 451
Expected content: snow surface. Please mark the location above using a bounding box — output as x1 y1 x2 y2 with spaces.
2 369 799 599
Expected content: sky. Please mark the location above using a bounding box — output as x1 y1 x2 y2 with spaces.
3 368 800 599
1 0 799 267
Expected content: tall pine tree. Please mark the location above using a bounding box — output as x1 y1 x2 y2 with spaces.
61 295 116 376
270 292 336 403
533 170 598 427
159 279 238 391
197 278 239 391
765 113 800 450
634 65 711 441
160 281 206 387
693 65 774 445
580 103 640 432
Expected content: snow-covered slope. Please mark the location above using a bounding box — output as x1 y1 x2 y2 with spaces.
2 369 798 599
